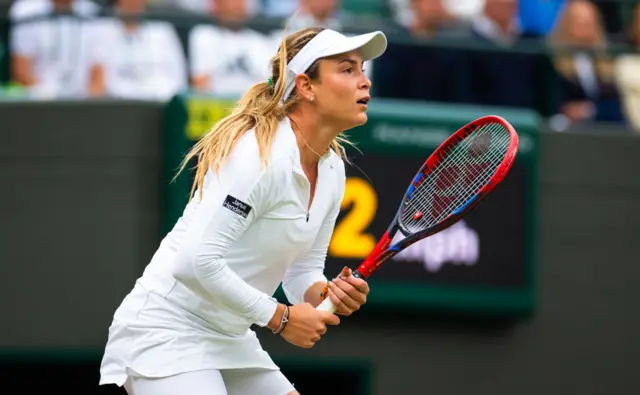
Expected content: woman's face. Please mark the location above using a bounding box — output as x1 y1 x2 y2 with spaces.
567 2 599 46
309 50 372 130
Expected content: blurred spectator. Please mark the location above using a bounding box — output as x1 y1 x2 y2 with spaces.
267 0 341 48
86 0 187 100
471 0 521 46
518 0 565 36
274 0 377 81
261 0 299 17
174 0 259 16
388 0 484 27
189 0 272 97
548 0 623 126
173 0 211 14
374 0 472 102
614 2 640 132
444 0 484 21
286 0 342 31
406 0 461 36
9 0 100 98
468 0 546 108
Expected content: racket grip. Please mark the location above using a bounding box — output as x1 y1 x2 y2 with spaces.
316 297 337 313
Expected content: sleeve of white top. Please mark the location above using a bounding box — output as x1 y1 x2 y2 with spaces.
282 161 346 305
172 140 278 327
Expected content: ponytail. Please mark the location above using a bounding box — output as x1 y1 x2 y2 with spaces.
176 27 351 200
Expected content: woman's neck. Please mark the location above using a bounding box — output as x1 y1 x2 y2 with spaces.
288 110 339 169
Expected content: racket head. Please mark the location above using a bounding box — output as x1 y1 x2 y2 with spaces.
357 115 519 277
399 114 518 237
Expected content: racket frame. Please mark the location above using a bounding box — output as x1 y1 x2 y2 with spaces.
353 115 519 279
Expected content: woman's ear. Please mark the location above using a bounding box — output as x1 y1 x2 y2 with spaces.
294 74 315 102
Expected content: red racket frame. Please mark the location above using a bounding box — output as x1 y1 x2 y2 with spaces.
352 115 519 279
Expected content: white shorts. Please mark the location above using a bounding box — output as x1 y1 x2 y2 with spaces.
123 368 296 395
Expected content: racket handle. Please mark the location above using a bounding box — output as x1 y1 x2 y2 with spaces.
315 269 364 313
316 297 337 313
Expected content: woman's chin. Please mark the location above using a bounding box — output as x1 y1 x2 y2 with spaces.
353 113 369 126
337 113 369 132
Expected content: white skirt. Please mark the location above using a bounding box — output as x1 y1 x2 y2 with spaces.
99 283 279 387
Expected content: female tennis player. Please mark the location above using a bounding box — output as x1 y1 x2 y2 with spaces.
99 27 387 395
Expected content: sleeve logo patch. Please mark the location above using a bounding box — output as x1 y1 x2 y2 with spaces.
223 195 252 218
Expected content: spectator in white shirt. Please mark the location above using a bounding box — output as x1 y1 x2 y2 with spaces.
389 0 483 27
189 0 273 97
173 0 259 16
86 0 187 100
9 0 100 98
261 0 299 17
286 0 342 31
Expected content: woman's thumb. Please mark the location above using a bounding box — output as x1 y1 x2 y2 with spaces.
339 266 352 279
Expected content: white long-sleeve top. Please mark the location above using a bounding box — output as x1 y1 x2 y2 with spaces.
99 117 345 385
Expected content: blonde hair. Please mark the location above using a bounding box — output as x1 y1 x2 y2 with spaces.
548 0 613 82
177 27 352 200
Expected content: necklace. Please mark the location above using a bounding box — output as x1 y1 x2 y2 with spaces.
290 119 329 161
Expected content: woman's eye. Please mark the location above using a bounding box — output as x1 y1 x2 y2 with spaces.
344 68 353 74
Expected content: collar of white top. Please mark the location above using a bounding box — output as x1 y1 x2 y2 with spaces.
283 117 336 176
280 29 388 103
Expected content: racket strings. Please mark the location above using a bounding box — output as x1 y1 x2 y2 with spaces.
435 124 510 201
420 123 510 211
401 123 511 232
407 123 509 224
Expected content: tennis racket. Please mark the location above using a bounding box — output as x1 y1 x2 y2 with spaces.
317 115 520 313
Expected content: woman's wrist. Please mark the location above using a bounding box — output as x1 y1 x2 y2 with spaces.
272 304 290 335
267 303 287 332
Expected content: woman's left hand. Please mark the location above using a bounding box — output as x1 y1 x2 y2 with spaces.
326 267 370 316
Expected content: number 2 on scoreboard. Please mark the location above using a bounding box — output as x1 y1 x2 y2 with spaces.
329 177 378 259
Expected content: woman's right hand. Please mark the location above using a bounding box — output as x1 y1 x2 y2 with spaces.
281 303 340 348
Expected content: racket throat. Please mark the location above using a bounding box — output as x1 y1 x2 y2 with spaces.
357 230 393 278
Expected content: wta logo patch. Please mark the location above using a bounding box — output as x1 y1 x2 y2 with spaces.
223 195 252 218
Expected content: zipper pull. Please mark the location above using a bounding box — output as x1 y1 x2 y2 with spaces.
306 212 310 222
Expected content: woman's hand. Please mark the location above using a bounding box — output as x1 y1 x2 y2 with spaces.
326 267 370 316
281 303 340 348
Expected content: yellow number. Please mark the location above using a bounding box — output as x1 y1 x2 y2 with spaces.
329 177 378 259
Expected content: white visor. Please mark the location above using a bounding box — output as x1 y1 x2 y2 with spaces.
280 29 388 102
